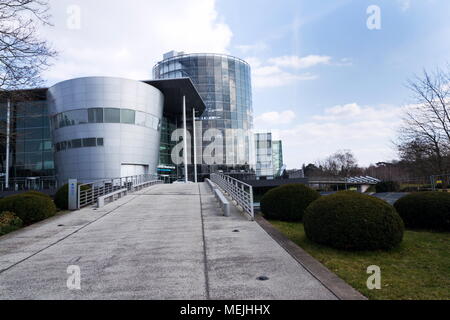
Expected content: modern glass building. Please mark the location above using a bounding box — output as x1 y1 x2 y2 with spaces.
272 140 284 177
153 51 255 176
255 132 274 179
0 77 205 188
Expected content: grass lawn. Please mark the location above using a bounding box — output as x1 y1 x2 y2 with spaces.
270 220 450 300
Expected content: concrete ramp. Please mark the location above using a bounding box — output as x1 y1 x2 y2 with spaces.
0 183 337 300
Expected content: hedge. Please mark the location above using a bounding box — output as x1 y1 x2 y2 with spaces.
0 211 23 236
394 192 450 231
261 184 320 222
304 191 404 250
54 184 70 210
0 194 57 225
23 191 52 199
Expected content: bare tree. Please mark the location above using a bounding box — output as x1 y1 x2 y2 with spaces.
397 67 450 175
315 150 361 177
0 0 56 90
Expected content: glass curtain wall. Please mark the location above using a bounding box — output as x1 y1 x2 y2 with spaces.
272 140 284 177
255 133 274 179
153 53 254 177
0 98 54 179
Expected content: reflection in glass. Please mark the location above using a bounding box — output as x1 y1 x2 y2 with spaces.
104 108 121 123
72 139 82 148
88 108 104 123
52 108 159 130
121 109 135 124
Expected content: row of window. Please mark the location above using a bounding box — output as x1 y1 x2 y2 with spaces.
55 138 104 152
155 57 250 75
51 108 161 131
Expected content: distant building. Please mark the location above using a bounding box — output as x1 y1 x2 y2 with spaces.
255 132 274 179
272 140 283 177
286 169 305 179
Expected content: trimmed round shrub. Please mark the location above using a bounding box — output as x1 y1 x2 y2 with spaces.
0 212 23 236
304 191 404 251
375 181 401 193
261 184 320 221
394 192 450 232
0 194 57 225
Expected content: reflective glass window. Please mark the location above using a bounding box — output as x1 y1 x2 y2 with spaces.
42 141 52 151
25 153 42 166
72 139 82 148
104 108 120 123
65 110 88 126
24 140 41 152
88 108 104 123
121 109 135 124
97 138 104 146
83 138 97 147
20 128 43 140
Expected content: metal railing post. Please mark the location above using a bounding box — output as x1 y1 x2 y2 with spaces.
209 173 254 220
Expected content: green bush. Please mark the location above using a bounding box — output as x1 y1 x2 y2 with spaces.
303 191 404 251
0 194 57 225
394 192 450 231
54 184 70 210
23 191 52 199
375 181 401 193
261 184 320 221
0 212 23 236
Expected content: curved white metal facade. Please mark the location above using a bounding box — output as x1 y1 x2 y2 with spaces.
47 77 164 183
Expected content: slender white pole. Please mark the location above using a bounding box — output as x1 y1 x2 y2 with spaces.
183 95 188 183
193 108 198 183
5 98 11 189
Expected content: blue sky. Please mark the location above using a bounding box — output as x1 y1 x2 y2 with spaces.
215 0 450 167
221 0 450 111
41 0 450 168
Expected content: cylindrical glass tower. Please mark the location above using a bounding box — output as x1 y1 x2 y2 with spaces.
153 52 254 175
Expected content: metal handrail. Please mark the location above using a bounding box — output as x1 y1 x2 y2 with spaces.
77 174 162 208
0 176 58 191
210 173 254 220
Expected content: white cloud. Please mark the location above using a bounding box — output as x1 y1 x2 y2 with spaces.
235 41 268 54
252 65 317 88
40 0 232 83
246 55 326 89
258 104 405 168
268 55 331 69
246 54 349 89
255 110 297 127
324 103 363 116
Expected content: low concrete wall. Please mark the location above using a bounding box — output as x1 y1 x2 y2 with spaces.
206 179 230 217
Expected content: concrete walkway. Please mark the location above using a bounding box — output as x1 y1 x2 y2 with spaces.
0 183 337 300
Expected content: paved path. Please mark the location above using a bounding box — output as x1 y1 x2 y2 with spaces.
0 183 336 300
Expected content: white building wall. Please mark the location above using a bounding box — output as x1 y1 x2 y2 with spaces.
47 77 164 183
